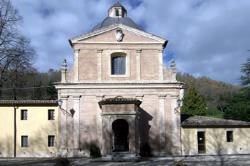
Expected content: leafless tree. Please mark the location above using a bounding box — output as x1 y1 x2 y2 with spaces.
0 0 35 98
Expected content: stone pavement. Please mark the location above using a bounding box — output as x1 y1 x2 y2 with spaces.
0 155 250 166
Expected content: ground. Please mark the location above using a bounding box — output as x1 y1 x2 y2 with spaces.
0 155 250 166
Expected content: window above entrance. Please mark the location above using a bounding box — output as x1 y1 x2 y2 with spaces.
111 53 126 75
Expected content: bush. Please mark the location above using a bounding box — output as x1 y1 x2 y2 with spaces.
89 143 101 158
54 157 70 166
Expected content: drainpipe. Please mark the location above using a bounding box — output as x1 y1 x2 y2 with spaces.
14 104 17 158
13 85 17 158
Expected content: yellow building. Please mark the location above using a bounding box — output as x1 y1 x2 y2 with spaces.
181 116 250 155
0 100 58 157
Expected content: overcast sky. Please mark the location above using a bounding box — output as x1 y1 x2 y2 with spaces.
12 0 250 84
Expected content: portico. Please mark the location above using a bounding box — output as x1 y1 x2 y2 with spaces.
99 97 141 157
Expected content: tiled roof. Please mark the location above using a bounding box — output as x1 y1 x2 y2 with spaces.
0 100 58 106
98 97 141 106
91 16 141 32
181 115 250 128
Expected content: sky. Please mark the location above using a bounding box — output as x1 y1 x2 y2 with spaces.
12 0 250 84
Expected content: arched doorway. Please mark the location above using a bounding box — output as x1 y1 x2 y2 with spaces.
112 119 129 152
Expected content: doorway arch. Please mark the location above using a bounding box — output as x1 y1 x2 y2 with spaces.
112 119 129 152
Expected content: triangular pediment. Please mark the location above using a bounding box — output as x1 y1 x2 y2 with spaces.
70 24 166 45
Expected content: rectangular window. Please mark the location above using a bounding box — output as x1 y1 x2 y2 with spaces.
226 131 233 142
48 135 55 147
21 110 28 120
21 136 28 147
115 9 119 16
111 55 126 75
197 131 206 154
48 109 55 120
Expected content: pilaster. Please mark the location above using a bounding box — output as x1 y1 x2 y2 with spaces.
72 95 81 155
136 49 142 80
59 95 68 154
170 95 181 155
74 49 80 82
97 49 103 81
158 94 166 153
158 49 164 80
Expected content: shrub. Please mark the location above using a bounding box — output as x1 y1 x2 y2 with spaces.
89 143 101 158
54 157 70 166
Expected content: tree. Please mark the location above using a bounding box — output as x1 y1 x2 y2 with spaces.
241 56 250 98
0 0 35 99
46 81 57 100
181 84 207 116
222 56 250 121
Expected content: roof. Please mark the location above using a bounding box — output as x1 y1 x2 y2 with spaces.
98 97 141 106
91 16 141 32
181 115 250 128
0 100 58 106
91 1 141 32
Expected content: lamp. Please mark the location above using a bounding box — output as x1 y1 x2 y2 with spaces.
57 99 63 108
177 99 182 108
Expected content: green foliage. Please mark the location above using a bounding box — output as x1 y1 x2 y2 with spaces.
215 57 250 121
206 107 224 119
181 85 207 116
0 69 60 100
219 92 250 121
46 81 58 100
241 57 250 88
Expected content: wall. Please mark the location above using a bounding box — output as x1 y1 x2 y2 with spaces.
0 105 58 157
181 127 250 155
68 28 170 82
0 106 14 157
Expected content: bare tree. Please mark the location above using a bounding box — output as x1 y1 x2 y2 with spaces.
0 0 35 98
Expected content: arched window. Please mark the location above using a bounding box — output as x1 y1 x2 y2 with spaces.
111 53 126 75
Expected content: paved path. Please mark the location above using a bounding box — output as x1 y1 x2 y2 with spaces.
0 155 250 166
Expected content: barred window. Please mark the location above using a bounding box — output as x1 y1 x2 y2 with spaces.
48 109 55 120
111 53 126 75
21 136 28 147
21 110 28 120
48 135 55 147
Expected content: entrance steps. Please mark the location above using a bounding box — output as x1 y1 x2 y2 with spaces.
99 152 140 161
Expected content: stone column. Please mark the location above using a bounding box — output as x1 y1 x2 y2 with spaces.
158 49 164 80
59 96 68 155
97 49 103 81
136 49 141 81
158 95 166 154
74 49 80 82
73 95 81 156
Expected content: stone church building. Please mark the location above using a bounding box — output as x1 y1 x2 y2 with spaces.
1 1 250 159
56 2 184 157
55 2 250 158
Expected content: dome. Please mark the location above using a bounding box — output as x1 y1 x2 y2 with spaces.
91 16 142 32
90 2 142 32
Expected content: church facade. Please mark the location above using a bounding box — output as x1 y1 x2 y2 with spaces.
0 2 250 158
56 2 184 157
